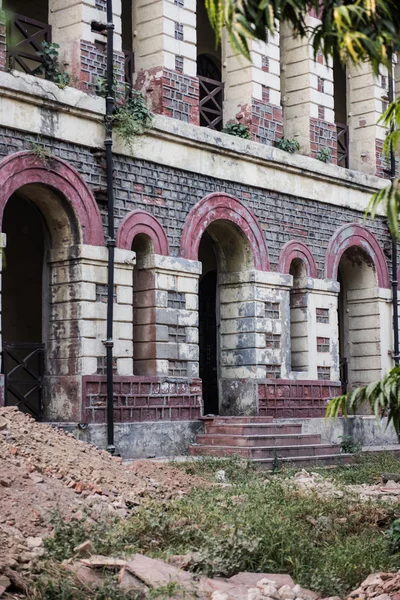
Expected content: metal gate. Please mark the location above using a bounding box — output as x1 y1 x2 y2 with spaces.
3 343 45 419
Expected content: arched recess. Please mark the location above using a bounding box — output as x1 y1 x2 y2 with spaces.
117 209 169 255
279 241 317 278
180 193 269 271
288 258 309 374
325 223 389 288
0 151 104 246
0 152 104 420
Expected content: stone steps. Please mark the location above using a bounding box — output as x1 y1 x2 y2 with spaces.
189 415 345 468
204 423 303 435
195 433 322 447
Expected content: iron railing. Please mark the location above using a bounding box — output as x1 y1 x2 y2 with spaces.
3 342 45 419
6 13 51 76
336 122 349 169
198 75 224 131
123 49 135 94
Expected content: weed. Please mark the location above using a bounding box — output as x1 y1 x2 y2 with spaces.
36 41 70 88
316 147 332 162
170 455 257 482
109 91 153 150
275 137 301 153
339 435 362 454
147 582 183 599
222 122 251 139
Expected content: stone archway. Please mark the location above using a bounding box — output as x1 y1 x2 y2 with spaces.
0 152 104 418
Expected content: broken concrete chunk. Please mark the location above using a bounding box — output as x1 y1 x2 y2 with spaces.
125 553 196 591
279 584 297 600
73 540 94 558
80 555 126 569
65 563 104 588
118 567 149 596
229 574 295 589
247 588 263 600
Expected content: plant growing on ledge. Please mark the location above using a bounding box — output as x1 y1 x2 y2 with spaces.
316 147 332 163
37 41 70 89
28 140 53 168
275 137 301 154
109 91 153 149
222 122 251 139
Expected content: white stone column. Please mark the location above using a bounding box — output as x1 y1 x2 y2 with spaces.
133 254 201 378
348 61 389 176
280 18 336 160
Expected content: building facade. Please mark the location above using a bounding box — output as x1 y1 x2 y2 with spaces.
0 0 398 456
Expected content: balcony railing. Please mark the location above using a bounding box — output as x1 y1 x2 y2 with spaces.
6 13 51 76
336 122 349 168
198 75 224 131
123 49 135 94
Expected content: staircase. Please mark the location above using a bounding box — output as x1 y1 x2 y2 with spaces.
189 416 349 469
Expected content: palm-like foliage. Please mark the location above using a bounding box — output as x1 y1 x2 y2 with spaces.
326 367 400 441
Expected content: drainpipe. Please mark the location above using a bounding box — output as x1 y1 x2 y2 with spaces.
104 0 116 452
388 49 400 365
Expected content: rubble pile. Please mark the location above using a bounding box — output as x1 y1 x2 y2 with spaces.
288 470 400 503
348 572 400 600
44 552 328 600
0 407 205 574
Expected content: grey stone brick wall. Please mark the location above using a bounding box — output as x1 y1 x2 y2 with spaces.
0 126 393 279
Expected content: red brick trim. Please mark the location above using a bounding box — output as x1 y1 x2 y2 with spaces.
82 375 202 423
258 379 341 418
117 209 170 255
180 193 270 270
278 240 318 278
0 151 104 246
325 223 390 288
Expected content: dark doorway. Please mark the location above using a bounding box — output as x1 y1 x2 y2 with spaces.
199 271 218 414
2 194 46 418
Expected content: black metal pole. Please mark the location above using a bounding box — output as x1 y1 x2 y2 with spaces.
105 0 116 452
388 49 399 365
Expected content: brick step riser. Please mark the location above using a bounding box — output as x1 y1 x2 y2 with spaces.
189 445 340 459
265 410 327 419
209 417 274 424
195 434 322 447
204 425 303 435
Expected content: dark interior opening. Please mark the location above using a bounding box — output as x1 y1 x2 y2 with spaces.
2 193 46 416
198 232 219 415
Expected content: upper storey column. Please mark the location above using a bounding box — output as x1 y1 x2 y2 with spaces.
222 31 283 145
280 16 337 162
348 61 391 177
133 0 199 125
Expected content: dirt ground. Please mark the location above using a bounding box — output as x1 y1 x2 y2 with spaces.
0 407 206 571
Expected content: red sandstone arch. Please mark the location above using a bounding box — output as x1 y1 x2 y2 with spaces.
278 241 317 278
180 193 269 270
116 209 169 254
325 223 390 288
0 151 104 246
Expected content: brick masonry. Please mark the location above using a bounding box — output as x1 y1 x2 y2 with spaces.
135 68 199 125
309 118 338 164
0 16 6 72
0 126 393 277
80 41 124 94
258 380 341 418
82 376 202 423
251 99 283 146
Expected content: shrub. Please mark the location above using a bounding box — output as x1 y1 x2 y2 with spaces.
36 42 70 88
275 137 301 153
316 147 332 163
222 122 251 139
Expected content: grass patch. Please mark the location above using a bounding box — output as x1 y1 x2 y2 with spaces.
324 451 400 486
39 455 400 599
